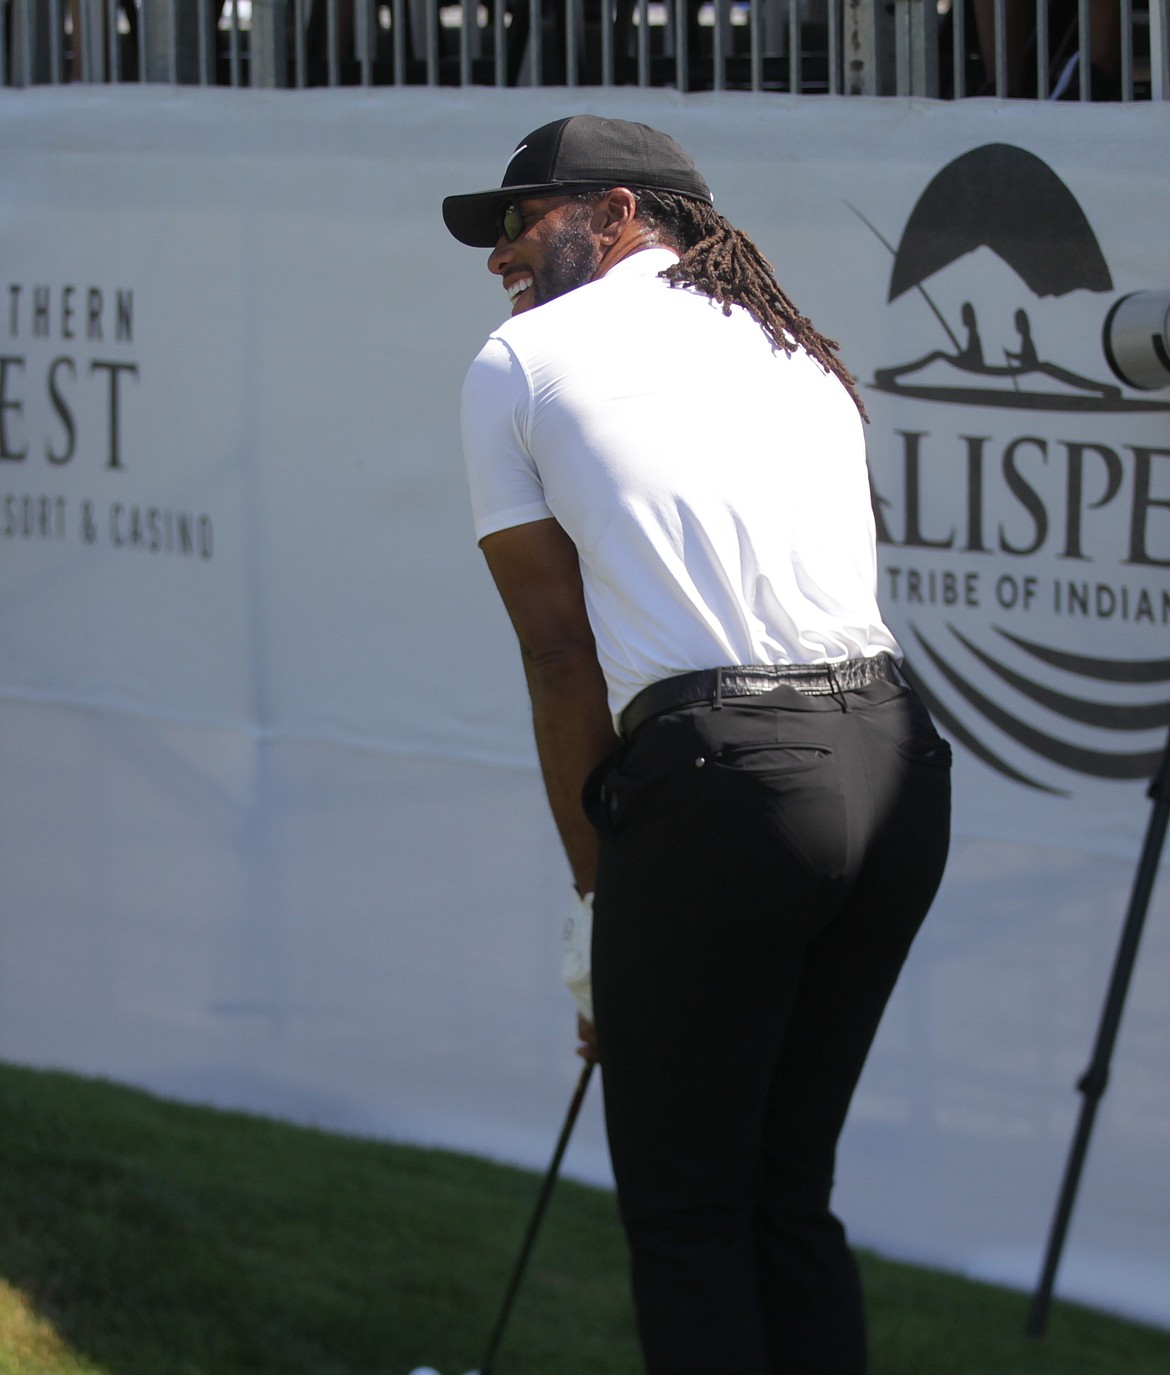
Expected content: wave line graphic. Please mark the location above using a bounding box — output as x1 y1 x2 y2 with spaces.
948 626 1170 732
909 626 1167 780
992 629 1170 684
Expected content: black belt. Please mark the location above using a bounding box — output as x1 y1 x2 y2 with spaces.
619 654 908 738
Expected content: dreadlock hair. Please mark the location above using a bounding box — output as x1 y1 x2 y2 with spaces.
634 189 868 421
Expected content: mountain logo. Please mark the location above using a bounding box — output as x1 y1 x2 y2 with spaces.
854 143 1170 414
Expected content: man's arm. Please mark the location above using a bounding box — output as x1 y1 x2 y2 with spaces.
479 517 619 897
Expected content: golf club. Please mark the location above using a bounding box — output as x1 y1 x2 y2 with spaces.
408 1057 596 1375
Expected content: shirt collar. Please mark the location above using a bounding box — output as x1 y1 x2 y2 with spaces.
600 247 681 281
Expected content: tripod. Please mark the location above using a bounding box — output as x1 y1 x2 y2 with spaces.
1026 724 1170 1336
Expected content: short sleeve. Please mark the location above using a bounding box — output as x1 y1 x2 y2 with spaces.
460 336 554 542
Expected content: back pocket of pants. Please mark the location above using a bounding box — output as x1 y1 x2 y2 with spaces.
710 741 833 776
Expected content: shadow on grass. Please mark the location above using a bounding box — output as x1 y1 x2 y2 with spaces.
0 1062 638 1375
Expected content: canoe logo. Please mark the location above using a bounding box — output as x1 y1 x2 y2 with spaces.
853 143 1170 414
854 143 1170 796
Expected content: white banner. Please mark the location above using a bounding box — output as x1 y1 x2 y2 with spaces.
1 86 1167 1326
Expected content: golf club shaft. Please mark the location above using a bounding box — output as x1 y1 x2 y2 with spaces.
479 1058 596 1375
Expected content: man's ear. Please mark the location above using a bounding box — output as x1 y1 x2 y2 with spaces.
595 187 639 247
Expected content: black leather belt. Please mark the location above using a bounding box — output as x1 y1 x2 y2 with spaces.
619 654 908 738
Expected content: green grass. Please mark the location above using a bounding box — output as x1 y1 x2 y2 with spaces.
0 1061 1166 1375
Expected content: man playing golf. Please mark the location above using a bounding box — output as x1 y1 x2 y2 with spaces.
443 115 951 1375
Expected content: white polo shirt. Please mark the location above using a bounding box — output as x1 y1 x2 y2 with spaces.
461 247 900 725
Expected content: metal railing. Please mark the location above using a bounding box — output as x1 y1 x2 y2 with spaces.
2 0 1167 97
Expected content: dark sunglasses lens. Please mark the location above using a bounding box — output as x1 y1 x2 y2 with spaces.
500 204 522 241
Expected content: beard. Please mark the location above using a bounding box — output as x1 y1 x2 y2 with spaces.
533 204 602 307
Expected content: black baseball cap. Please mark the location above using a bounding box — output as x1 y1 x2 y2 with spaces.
442 115 714 248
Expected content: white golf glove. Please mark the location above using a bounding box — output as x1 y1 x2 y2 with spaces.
562 890 594 1021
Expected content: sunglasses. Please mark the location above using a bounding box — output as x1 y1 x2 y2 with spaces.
497 202 525 243
495 189 618 244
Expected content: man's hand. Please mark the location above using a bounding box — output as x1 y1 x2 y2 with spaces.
479 521 616 1066
563 889 594 1020
576 1012 599 1063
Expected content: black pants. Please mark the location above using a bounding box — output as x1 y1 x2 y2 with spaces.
586 676 951 1375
